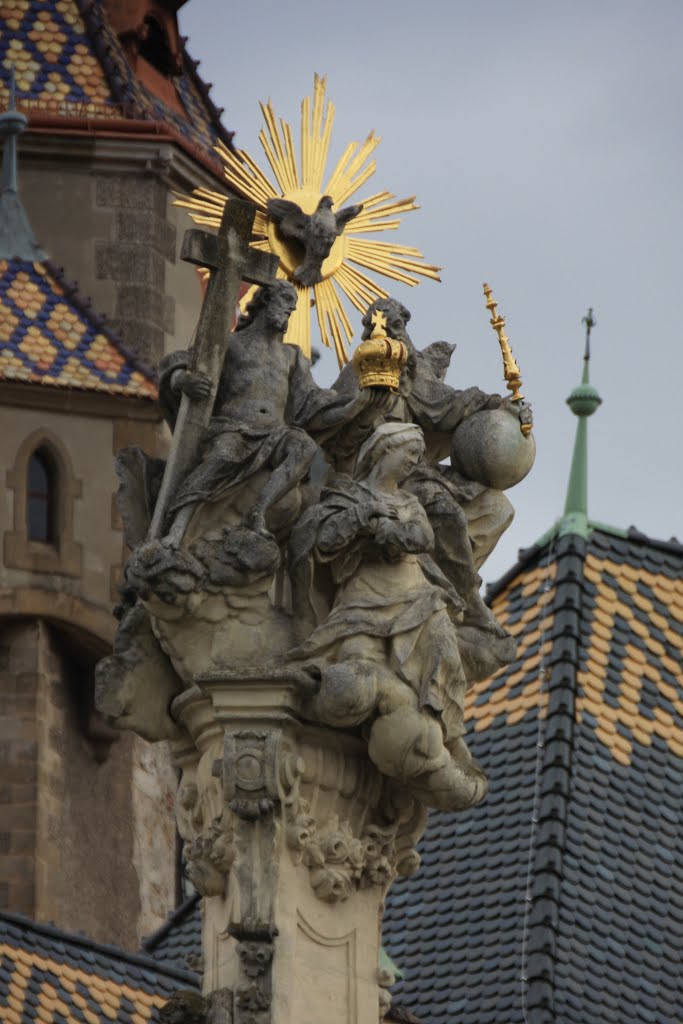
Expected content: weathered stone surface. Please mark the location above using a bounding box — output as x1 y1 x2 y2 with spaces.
117 284 165 321
131 737 179 941
97 201 533 1021
115 209 168 249
452 405 536 490
109 318 164 365
0 619 179 947
94 175 122 209
169 674 426 1023
95 243 165 288
164 221 178 263
289 422 488 812
164 293 177 333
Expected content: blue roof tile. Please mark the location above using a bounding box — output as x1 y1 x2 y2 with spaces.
383 527 683 1024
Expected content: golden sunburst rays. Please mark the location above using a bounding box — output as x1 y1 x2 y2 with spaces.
176 74 441 365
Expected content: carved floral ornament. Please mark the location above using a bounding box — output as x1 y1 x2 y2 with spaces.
174 727 425 906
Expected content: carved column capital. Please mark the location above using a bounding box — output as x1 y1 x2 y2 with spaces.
169 674 429 1021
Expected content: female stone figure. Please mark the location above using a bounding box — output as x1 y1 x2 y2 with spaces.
289 423 487 812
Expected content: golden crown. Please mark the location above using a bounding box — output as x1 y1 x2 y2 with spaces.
352 311 409 391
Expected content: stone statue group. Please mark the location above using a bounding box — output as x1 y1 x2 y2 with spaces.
97 280 533 814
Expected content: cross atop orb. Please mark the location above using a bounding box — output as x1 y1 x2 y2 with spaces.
370 309 388 338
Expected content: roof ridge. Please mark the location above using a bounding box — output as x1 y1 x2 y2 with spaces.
73 0 233 151
179 40 234 149
624 525 683 554
74 0 140 117
486 519 683 605
0 909 199 986
4 0 233 176
141 892 200 952
522 531 586 1024
485 536 552 603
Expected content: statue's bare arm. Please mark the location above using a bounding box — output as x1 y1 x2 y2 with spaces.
290 352 395 433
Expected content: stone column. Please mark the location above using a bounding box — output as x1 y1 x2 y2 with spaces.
170 670 426 1024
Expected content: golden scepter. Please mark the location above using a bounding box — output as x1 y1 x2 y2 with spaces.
482 283 532 437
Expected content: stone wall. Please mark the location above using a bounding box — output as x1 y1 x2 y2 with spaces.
19 135 225 368
2 404 127 610
0 127 219 951
0 619 177 949
0 621 40 916
0 397 177 947
131 737 180 942
94 172 176 366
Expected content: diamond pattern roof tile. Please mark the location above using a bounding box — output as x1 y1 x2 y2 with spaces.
0 256 157 397
141 894 201 977
0 912 198 1024
383 526 683 1024
0 0 232 171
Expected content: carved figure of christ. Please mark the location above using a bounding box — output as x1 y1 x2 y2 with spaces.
148 197 279 540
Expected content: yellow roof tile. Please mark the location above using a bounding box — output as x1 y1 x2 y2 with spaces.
668 736 683 759
611 745 631 767
631 723 653 747
1 259 157 399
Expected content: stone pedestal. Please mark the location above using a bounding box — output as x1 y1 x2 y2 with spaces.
170 671 427 1024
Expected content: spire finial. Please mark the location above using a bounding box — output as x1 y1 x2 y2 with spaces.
560 308 603 537
582 306 595 361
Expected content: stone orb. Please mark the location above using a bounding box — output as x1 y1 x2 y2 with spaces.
451 407 536 490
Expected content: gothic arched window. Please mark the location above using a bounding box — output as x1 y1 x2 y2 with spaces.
5 429 82 577
27 449 56 543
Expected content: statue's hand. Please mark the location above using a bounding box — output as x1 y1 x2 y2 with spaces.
366 501 400 532
172 370 212 401
352 387 398 415
500 396 533 426
373 514 403 546
518 400 534 426
366 388 398 413
485 393 504 410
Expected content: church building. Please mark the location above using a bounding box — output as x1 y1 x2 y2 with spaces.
0 0 229 953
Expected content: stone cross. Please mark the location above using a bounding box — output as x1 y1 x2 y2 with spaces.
149 197 279 538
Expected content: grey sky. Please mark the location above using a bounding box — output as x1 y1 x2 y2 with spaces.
180 0 682 584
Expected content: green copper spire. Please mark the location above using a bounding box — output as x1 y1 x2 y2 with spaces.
559 308 602 537
0 69 46 260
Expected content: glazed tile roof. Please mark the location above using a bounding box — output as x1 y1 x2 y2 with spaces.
0 0 232 170
0 910 199 1024
141 894 201 976
0 256 158 397
383 524 683 1024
